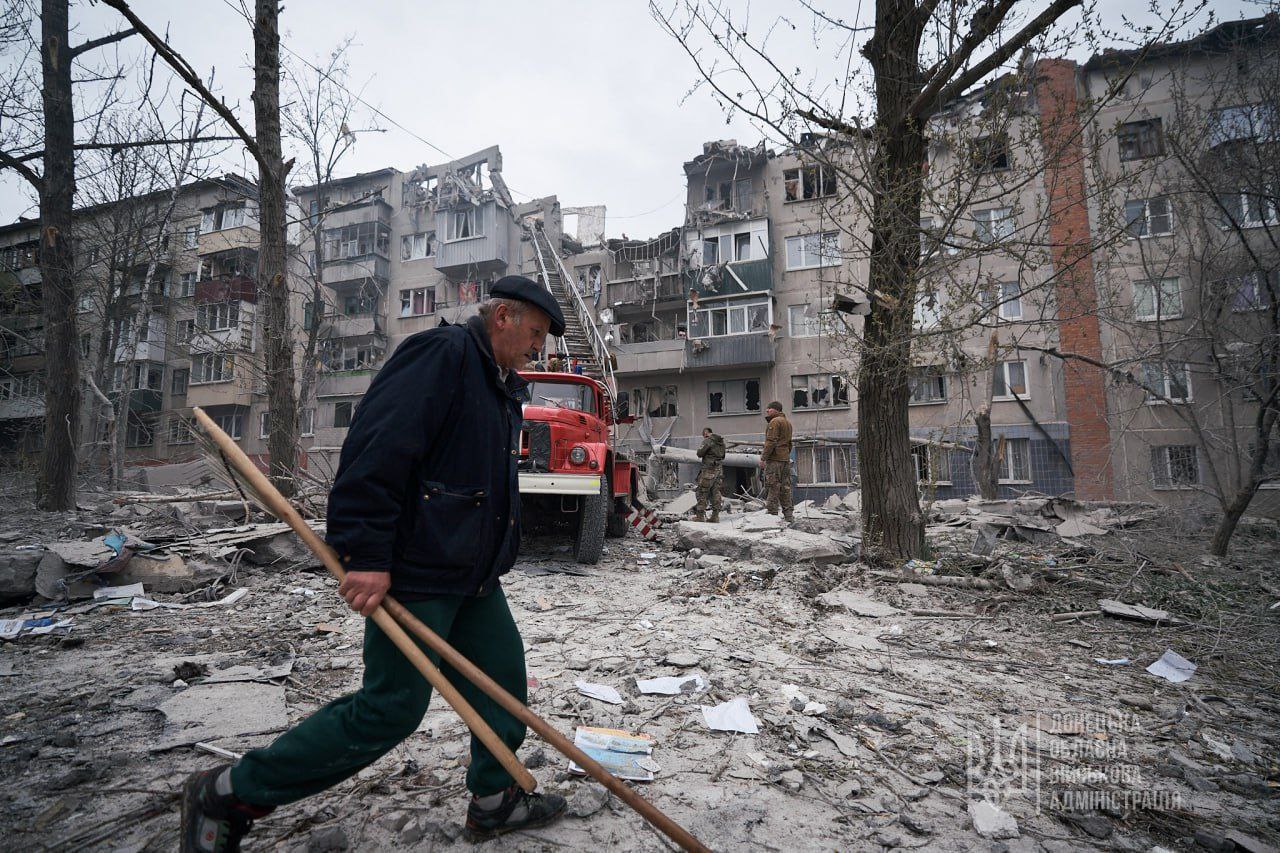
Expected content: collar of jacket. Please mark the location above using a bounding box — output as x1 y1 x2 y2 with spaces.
466 314 529 398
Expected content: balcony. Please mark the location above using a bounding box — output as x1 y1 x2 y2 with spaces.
609 275 686 308
687 257 772 300
0 396 43 420
613 339 685 375
323 255 390 287
186 380 254 409
434 200 509 276
684 331 775 371
188 324 255 355
196 275 257 304
321 312 382 340
317 370 376 398
318 197 393 230
198 224 259 256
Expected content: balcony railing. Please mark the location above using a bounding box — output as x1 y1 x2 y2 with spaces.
196 274 257 304
684 330 775 371
608 275 686 306
612 339 685 375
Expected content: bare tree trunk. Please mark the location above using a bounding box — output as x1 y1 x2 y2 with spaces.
858 0 928 558
973 410 998 499
252 0 297 496
37 0 80 510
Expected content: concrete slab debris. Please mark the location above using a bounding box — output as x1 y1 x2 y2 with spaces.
815 590 901 617
968 801 1019 839
155 682 287 749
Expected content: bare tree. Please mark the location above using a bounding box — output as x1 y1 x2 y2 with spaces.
281 40 382 476
652 1 1209 559
103 0 299 495
0 0 136 508
1047 17 1279 555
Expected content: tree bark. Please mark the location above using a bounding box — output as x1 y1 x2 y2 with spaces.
252 0 297 496
973 410 998 499
857 0 928 558
37 0 81 510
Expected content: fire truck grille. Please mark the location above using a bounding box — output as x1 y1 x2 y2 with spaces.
523 422 551 472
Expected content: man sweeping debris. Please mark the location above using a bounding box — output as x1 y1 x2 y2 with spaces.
693 427 725 522
180 277 570 851
759 402 794 522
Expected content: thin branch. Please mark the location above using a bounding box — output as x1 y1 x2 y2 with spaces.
98 0 265 171
70 27 137 58
10 136 241 163
909 0 1082 120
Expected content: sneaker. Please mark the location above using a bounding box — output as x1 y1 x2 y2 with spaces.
464 785 567 842
180 768 273 853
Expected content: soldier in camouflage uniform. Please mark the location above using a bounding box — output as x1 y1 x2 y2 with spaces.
759 401 794 522
693 427 726 522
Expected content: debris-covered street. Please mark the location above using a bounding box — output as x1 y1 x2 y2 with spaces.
2 490 1277 851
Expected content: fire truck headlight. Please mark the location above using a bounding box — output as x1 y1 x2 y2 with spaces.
569 446 588 465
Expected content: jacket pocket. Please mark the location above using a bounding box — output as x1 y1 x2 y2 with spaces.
402 481 488 571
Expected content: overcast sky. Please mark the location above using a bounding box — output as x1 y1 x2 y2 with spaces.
0 0 1257 239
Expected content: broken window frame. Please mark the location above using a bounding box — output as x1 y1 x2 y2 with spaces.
908 367 948 405
399 287 436 318
791 373 849 410
689 297 771 339
912 444 952 485
632 385 678 418
707 378 761 415
971 134 1012 172
1117 119 1165 161
445 207 482 242
167 416 194 445
333 401 354 429
788 304 820 338
401 231 436 261
782 165 838 202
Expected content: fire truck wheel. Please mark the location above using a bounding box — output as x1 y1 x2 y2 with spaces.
573 476 608 564
605 497 628 538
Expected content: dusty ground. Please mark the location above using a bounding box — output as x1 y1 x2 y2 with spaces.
1 496 1278 851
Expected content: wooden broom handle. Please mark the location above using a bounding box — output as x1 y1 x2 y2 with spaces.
191 408 536 794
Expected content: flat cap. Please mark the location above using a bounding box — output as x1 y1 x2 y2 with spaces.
490 275 565 337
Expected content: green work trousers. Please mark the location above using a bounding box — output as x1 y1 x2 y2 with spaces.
230 586 527 806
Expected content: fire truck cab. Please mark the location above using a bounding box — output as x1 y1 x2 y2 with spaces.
517 371 635 563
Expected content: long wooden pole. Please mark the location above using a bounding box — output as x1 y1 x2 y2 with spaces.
191 407 711 853
191 407 536 793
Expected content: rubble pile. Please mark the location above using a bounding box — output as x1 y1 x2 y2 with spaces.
0 489 1277 851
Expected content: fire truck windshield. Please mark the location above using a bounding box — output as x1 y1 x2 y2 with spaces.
529 380 592 412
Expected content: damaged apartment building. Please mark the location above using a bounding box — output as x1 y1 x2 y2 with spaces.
291 146 574 473
0 174 287 476
595 18 1279 511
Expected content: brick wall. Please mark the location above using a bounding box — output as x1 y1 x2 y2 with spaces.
1033 59 1114 499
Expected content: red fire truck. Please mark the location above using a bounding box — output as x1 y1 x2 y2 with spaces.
517 370 639 563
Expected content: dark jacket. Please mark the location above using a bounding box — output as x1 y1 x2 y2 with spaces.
696 433 726 469
326 315 528 598
762 413 793 463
